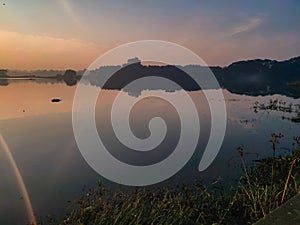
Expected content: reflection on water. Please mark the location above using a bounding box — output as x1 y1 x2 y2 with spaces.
0 81 76 120
0 80 299 224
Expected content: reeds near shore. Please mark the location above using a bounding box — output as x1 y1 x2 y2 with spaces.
43 136 300 225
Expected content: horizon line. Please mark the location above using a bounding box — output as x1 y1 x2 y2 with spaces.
1 55 299 72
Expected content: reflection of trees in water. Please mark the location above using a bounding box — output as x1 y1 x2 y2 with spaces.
0 79 9 86
0 78 64 86
0 69 80 86
0 69 8 78
1 56 300 98
56 69 79 86
0 69 9 85
82 58 300 98
0 74 79 87
83 63 205 97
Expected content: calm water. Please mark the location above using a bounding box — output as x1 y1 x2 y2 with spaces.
0 80 299 224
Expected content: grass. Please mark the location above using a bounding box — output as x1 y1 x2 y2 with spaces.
42 135 300 225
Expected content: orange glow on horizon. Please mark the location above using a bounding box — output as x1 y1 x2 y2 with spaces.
0 29 107 70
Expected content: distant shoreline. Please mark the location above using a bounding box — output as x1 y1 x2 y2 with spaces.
0 77 56 80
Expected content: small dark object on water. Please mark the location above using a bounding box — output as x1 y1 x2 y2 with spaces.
291 116 300 123
51 98 62 103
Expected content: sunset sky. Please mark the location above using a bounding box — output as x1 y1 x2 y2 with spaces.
0 0 299 70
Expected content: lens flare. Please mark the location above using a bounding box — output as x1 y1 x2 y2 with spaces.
0 134 36 225
60 0 82 29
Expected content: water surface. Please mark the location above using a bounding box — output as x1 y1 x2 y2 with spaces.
0 80 299 224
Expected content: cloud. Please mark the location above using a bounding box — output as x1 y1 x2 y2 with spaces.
211 17 263 44
231 17 263 36
0 29 106 69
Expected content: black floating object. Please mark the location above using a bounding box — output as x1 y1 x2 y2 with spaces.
51 98 61 103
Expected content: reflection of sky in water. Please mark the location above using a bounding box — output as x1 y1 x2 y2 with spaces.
0 82 299 224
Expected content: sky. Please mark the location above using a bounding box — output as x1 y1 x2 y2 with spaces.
0 0 299 70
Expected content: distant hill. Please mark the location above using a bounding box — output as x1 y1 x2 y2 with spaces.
214 56 300 97
84 56 300 97
1 57 299 97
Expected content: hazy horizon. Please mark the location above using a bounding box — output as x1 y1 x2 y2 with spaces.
1 55 299 73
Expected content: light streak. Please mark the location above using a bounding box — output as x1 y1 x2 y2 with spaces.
0 134 36 225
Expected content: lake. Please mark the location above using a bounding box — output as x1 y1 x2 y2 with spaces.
0 79 299 224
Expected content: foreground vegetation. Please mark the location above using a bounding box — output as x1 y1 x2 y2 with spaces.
44 135 300 225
